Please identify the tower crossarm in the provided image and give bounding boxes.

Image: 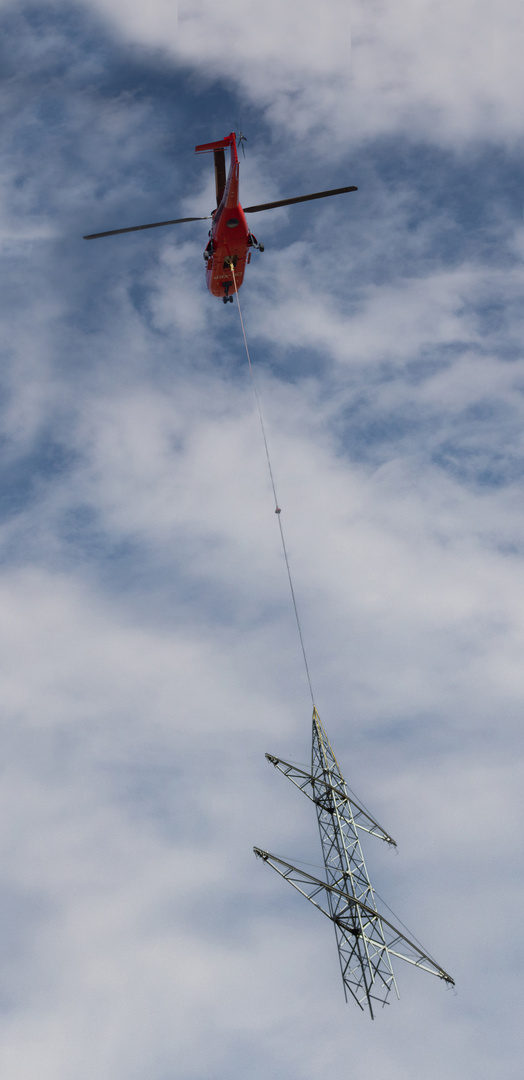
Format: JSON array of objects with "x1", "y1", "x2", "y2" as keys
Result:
[
  {"x1": 265, "y1": 753, "x2": 396, "y2": 847},
  {"x1": 253, "y1": 848, "x2": 455, "y2": 988}
]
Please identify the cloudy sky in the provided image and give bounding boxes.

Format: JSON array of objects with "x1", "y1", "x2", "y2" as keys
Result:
[{"x1": 0, "y1": 1, "x2": 523, "y2": 1077}]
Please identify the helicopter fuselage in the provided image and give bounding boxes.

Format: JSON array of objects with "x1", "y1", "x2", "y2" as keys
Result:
[{"x1": 196, "y1": 133, "x2": 259, "y2": 302}]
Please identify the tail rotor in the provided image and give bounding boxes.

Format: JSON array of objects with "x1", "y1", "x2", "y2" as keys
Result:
[{"x1": 236, "y1": 120, "x2": 247, "y2": 158}]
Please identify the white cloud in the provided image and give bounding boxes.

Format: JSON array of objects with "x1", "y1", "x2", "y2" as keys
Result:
[
  {"x1": 27, "y1": 0, "x2": 520, "y2": 144},
  {"x1": 186, "y1": 0, "x2": 524, "y2": 144},
  {"x1": 4, "y1": 0, "x2": 521, "y2": 143}
]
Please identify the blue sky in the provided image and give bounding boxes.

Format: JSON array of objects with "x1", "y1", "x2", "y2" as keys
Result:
[{"x1": 0, "y1": 2, "x2": 523, "y2": 1078}]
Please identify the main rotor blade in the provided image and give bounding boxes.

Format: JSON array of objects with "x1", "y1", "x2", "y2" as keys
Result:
[
  {"x1": 243, "y1": 185, "x2": 357, "y2": 214},
  {"x1": 83, "y1": 215, "x2": 211, "y2": 240}
]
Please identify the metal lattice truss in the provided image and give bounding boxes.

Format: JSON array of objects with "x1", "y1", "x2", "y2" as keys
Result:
[{"x1": 255, "y1": 708, "x2": 454, "y2": 1018}]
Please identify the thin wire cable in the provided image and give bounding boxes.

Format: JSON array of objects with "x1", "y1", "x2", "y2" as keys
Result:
[{"x1": 230, "y1": 264, "x2": 315, "y2": 707}]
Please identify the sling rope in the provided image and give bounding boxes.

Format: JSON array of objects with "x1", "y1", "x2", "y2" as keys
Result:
[{"x1": 230, "y1": 264, "x2": 315, "y2": 708}]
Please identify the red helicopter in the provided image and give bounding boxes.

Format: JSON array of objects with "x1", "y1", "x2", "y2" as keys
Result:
[{"x1": 84, "y1": 133, "x2": 357, "y2": 304}]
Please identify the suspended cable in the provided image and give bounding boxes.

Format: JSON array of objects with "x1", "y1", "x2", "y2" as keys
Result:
[{"x1": 230, "y1": 264, "x2": 315, "y2": 708}]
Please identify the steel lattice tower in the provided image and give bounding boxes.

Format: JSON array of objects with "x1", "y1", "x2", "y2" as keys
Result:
[{"x1": 255, "y1": 708, "x2": 454, "y2": 1018}]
